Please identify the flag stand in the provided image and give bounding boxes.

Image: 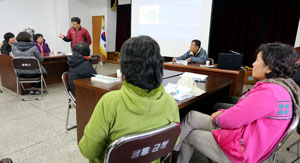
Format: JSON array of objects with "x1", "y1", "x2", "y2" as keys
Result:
[{"x1": 99, "y1": 53, "x2": 104, "y2": 66}]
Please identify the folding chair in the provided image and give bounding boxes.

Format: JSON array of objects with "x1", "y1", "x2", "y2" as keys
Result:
[
  {"x1": 12, "y1": 57, "x2": 47, "y2": 100},
  {"x1": 90, "y1": 55, "x2": 100, "y2": 70},
  {"x1": 263, "y1": 113, "x2": 299, "y2": 163},
  {"x1": 104, "y1": 123, "x2": 181, "y2": 163},
  {"x1": 61, "y1": 72, "x2": 77, "y2": 131}
]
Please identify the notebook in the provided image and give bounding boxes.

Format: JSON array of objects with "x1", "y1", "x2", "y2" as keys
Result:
[{"x1": 217, "y1": 53, "x2": 243, "y2": 69}]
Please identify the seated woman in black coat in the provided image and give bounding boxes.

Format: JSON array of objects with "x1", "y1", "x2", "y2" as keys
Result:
[
  {"x1": 1, "y1": 32, "x2": 15, "y2": 55},
  {"x1": 68, "y1": 42, "x2": 97, "y2": 96}
]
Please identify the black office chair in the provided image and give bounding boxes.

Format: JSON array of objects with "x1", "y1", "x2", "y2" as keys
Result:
[
  {"x1": 61, "y1": 72, "x2": 77, "y2": 131},
  {"x1": 12, "y1": 57, "x2": 47, "y2": 100},
  {"x1": 104, "y1": 123, "x2": 181, "y2": 163}
]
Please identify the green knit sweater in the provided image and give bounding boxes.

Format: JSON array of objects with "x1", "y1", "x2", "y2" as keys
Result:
[{"x1": 79, "y1": 81, "x2": 180, "y2": 163}]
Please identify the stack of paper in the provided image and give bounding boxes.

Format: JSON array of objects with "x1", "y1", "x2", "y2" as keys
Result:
[
  {"x1": 180, "y1": 72, "x2": 208, "y2": 82},
  {"x1": 91, "y1": 75, "x2": 121, "y2": 83},
  {"x1": 164, "y1": 83, "x2": 192, "y2": 101}
]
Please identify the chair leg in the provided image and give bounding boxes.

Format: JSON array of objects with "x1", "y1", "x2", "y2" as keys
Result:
[
  {"x1": 0, "y1": 89, "x2": 2, "y2": 93},
  {"x1": 43, "y1": 78, "x2": 48, "y2": 92},
  {"x1": 16, "y1": 77, "x2": 20, "y2": 100},
  {"x1": 66, "y1": 99, "x2": 76, "y2": 131},
  {"x1": 40, "y1": 78, "x2": 43, "y2": 100}
]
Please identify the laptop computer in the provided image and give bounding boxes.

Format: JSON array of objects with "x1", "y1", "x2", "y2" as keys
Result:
[{"x1": 217, "y1": 53, "x2": 243, "y2": 69}]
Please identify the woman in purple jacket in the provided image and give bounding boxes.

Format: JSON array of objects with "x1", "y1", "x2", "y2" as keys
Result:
[
  {"x1": 174, "y1": 43, "x2": 300, "y2": 163},
  {"x1": 33, "y1": 33, "x2": 50, "y2": 56}
]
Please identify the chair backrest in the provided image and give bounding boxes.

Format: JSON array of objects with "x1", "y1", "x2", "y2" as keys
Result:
[
  {"x1": 275, "y1": 113, "x2": 299, "y2": 151},
  {"x1": 104, "y1": 123, "x2": 181, "y2": 163},
  {"x1": 12, "y1": 57, "x2": 41, "y2": 72},
  {"x1": 90, "y1": 55, "x2": 100, "y2": 64},
  {"x1": 262, "y1": 113, "x2": 299, "y2": 162},
  {"x1": 61, "y1": 72, "x2": 76, "y2": 104}
]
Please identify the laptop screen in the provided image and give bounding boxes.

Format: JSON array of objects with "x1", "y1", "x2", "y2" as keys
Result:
[{"x1": 217, "y1": 53, "x2": 243, "y2": 70}]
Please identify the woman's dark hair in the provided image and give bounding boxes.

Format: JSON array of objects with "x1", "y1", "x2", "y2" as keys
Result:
[
  {"x1": 16, "y1": 32, "x2": 32, "y2": 42},
  {"x1": 73, "y1": 42, "x2": 90, "y2": 56},
  {"x1": 256, "y1": 42, "x2": 299, "y2": 79},
  {"x1": 71, "y1": 17, "x2": 81, "y2": 24},
  {"x1": 120, "y1": 35, "x2": 163, "y2": 92},
  {"x1": 192, "y1": 39, "x2": 201, "y2": 47},
  {"x1": 33, "y1": 33, "x2": 43, "y2": 41},
  {"x1": 4, "y1": 32, "x2": 14, "y2": 41}
]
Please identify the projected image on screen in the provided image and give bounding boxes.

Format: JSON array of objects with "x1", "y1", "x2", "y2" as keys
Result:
[
  {"x1": 132, "y1": 0, "x2": 212, "y2": 57},
  {"x1": 139, "y1": 5, "x2": 159, "y2": 24}
]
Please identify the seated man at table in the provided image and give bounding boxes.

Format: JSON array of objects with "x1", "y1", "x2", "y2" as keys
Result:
[
  {"x1": 172, "y1": 39, "x2": 207, "y2": 64},
  {"x1": 67, "y1": 42, "x2": 96, "y2": 96},
  {"x1": 78, "y1": 36, "x2": 180, "y2": 163}
]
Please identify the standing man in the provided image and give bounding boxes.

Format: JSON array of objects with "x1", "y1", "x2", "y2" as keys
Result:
[
  {"x1": 59, "y1": 17, "x2": 92, "y2": 49},
  {"x1": 172, "y1": 39, "x2": 207, "y2": 64}
]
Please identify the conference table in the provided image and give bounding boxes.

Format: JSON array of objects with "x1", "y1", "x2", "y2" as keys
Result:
[
  {"x1": 74, "y1": 70, "x2": 233, "y2": 143},
  {"x1": 163, "y1": 62, "x2": 246, "y2": 96},
  {"x1": 0, "y1": 53, "x2": 69, "y2": 94}
]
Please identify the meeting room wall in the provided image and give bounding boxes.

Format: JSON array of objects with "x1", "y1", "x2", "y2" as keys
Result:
[
  {"x1": 69, "y1": 0, "x2": 117, "y2": 53},
  {"x1": 295, "y1": 18, "x2": 300, "y2": 47},
  {"x1": 0, "y1": 0, "x2": 71, "y2": 53}
]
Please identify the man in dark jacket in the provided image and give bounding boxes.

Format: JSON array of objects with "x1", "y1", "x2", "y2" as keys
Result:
[
  {"x1": 68, "y1": 42, "x2": 96, "y2": 96},
  {"x1": 1, "y1": 32, "x2": 15, "y2": 55}
]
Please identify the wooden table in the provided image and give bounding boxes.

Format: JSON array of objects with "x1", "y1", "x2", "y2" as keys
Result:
[
  {"x1": 74, "y1": 72, "x2": 233, "y2": 143},
  {"x1": 164, "y1": 62, "x2": 245, "y2": 96},
  {"x1": 0, "y1": 53, "x2": 68, "y2": 94}
]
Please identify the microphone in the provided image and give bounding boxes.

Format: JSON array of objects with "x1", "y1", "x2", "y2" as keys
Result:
[{"x1": 229, "y1": 50, "x2": 241, "y2": 55}]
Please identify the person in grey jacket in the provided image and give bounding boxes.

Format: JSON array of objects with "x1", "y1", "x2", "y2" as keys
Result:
[
  {"x1": 172, "y1": 39, "x2": 207, "y2": 64},
  {"x1": 12, "y1": 32, "x2": 47, "y2": 94}
]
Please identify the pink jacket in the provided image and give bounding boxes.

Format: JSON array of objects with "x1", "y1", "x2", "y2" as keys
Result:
[
  {"x1": 65, "y1": 27, "x2": 91, "y2": 48},
  {"x1": 213, "y1": 81, "x2": 293, "y2": 162}
]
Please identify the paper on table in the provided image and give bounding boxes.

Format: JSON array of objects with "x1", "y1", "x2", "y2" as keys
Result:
[
  {"x1": 200, "y1": 65, "x2": 216, "y2": 68},
  {"x1": 176, "y1": 60, "x2": 187, "y2": 65},
  {"x1": 180, "y1": 72, "x2": 208, "y2": 82},
  {"x1": 91, "y1": 75, "x2": 121, "y2": 83},
  {"x1": 65, "y1": 52, "x2": 73, "y2": 56},
  {"x1": 164, "y1": 83, "x2": 192, "y2": 101}
]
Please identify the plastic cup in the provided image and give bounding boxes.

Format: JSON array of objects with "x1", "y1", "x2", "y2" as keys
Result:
[
  {"x1": 116, "y1": 69, "x2": 122, "y2": 78},
  {"x1": 206, "y1": 60, "x2": 210, "y2": 66}
]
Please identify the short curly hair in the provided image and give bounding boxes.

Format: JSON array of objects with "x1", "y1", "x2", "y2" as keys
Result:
[
  {"x1": 256, "y1": 42, "x2": 300, "y2": 79},
  {"x1": 16, "y1": 32, "x2": 32, "y2": 42},
  {"x1": 73, "y1": 42, "x2": 90, "y2": 56},
  {"x1": 33, "y1": 33, "x2": 43, "y2": 41},
  {"x1": 120, "y1": 36, "x2": 163, "y2": 92}
]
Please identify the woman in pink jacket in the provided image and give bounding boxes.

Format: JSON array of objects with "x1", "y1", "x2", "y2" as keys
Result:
[{"x1": 174, "y1": 43, "x2": 300, "y2": 163}]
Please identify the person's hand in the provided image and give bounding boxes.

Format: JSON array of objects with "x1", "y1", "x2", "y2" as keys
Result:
[
  {"x1": 211, "y1": 111, "x2": 222, "y2": 124},
  {"x1": 185, "y1": 58, "x2": 191, "y2": 62},
  {"x1": 172, "y1": 57, "x2": 177, "y2": 62},
  {"x1": 59, "y1": 33, "x2": 64, "y2": 39}
]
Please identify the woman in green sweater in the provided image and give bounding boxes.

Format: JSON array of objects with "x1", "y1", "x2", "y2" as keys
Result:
[{"x1": 79, "y1": 36, "x2": 180, "y2": 163}]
